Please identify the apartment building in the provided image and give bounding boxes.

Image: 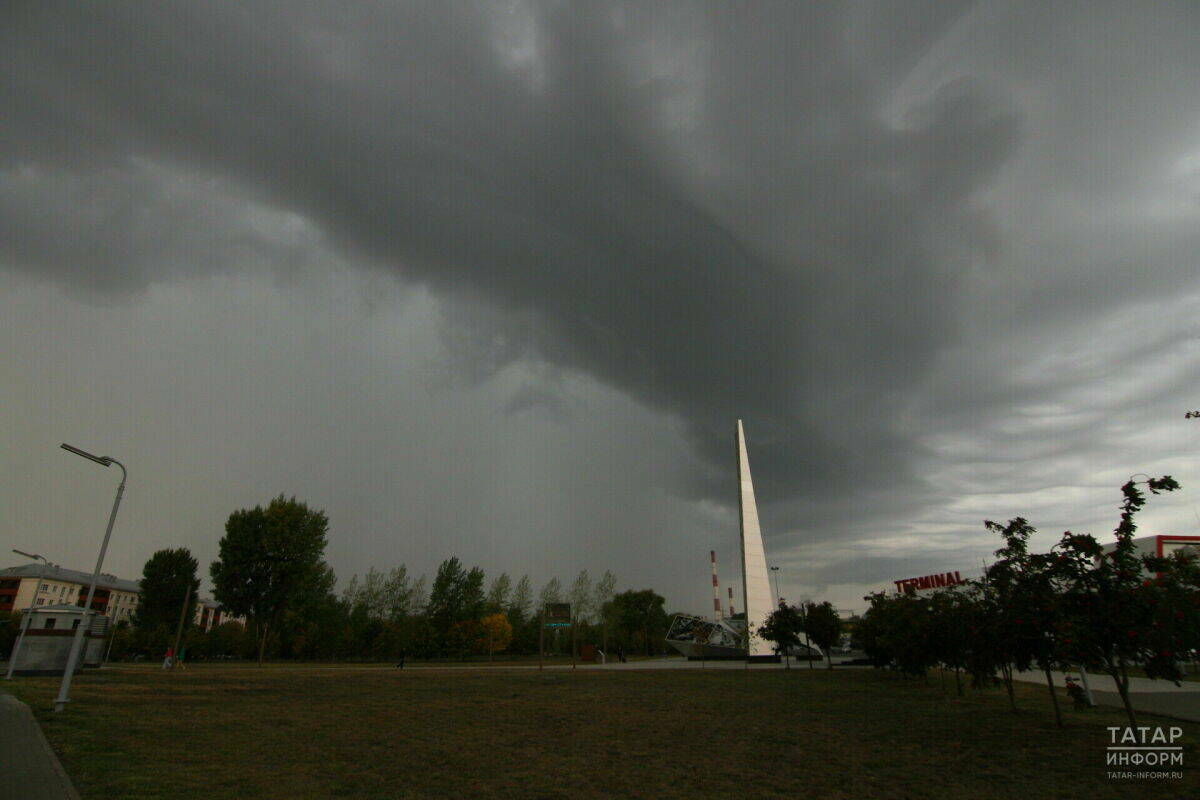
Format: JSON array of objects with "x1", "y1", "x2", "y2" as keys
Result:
[{"x1": 0, "y1": 563, "x2": 141, "y2": 623}]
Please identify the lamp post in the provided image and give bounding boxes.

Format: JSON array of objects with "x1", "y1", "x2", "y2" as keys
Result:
[
  {"x1": 5, "y1": 550, "x2": 50, "y2": 680},
  {"x1": 54, "y1": 443, "x2": 126, "y2": 713},
  {"x1": 769, "y1": 565, "x2": 782, "y2": 606}
]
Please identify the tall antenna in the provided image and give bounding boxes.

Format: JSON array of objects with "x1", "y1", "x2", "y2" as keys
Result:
[{"x1": 728, "y1": 586, "x2": 735, "y2": 616}]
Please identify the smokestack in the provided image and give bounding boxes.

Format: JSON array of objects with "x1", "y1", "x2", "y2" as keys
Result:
[
  {"x1": 711, "y1": 550, "x2": 723, "y2": 620},
  {"x1": 728, "y1": 586, "x2": 735, "y2": 616}
]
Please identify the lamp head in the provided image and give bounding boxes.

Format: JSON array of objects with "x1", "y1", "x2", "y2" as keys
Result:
[{"x1": 61, "y1": 443, "x2": 112, "y2": 466}]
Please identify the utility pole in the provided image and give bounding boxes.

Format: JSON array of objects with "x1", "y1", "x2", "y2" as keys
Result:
[
  {"x1": 171, "y1": 581, "x2": 192, "y2": 666},
  {"x1": 538, "y1": 605, "x2": 545, "y2": 671}
]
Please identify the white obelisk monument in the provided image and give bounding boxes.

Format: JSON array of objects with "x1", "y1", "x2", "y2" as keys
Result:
[{"x1": 736, "y1": 420, "x2": 776, "y2": 658}]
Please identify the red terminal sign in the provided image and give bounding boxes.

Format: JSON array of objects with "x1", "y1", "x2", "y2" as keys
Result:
[{"x1": 894, "y1": 571, "x2": 965, "y2": 594}]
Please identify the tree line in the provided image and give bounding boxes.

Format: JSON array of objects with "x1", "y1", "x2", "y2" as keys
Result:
[
  {"x1": 853, "y1": 477, "x2": 1200, "y2": 728},
  {"x1": 103, "y1": 495, "x2": 675, "y2": 663}
]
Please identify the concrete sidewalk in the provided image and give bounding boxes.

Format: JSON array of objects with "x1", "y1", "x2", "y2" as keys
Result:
[
  {"x1": 1013, "y1": 668, "x2": 1200, "y2": 723},
  {"x1": 0, "y1": 694, "x2": 79, "y2": 800}
]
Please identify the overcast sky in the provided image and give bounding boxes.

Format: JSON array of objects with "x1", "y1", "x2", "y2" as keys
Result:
[{"x1": 3, "y1": 2, "x2": 1200, "y2": 614}]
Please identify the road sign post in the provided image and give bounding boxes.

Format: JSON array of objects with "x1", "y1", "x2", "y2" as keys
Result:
[{"x1": 541, "y1": 603, "x2": 571, "y2": 671}]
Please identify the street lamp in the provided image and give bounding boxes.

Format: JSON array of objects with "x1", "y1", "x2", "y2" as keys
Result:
[
  {"x1": 54, "y1": 443, "x2": 126, "y2": 713},
  {"x1": 769, "y1": 565, "x2": 782, "y2": 606},
  {"x1": 5, "y1": 549, "x2": 50, "y2": 680}
]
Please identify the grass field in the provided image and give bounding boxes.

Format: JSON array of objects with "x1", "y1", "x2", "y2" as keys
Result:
[{"x1": 4, "y1": 663, "x2": 1197, "y2": 799}]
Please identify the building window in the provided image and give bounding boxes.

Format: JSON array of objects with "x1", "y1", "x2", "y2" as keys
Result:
[
  {"x1": 45, "y1": 618, "x2": 56, "y2": 629},
  {"x1": 72, "y1": 619, "x2": 81, "y2": 630}
]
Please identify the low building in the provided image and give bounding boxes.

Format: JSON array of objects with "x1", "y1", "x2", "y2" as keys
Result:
[
  {"x1": 0, "y1": 563, "x2": 141, "y2": 623},
  {"x1": 7, "y1": 604, "x2": 109, "y2": 675},
  {"x1": 193, "y1": 598, "x2": 242, "y2": 631}
]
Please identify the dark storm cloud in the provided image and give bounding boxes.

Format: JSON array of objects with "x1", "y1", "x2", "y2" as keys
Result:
[
  {"x1": 4, "y1": 2, "x2": 1200, "y2": 607},
  {"x1": 2, "y1": 2, "x2": 1016, "y2": 500}
]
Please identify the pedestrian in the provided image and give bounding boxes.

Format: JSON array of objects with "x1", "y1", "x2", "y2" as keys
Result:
[
  {"x1": 162, "y1": 646, "x2": 174, "y2": 670},
  {"x1": 1065, "y1": 677, "x2": 1090, "y2": 710},
  {"x1": 175, "y1": 645, "x2": 187, "y2": 670},
  {"x1": 396, "y1": 650, "x2": 406, "y2": 670}
]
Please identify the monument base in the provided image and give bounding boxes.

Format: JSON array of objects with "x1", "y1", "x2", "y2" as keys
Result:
[{"x1": 746, "y1": 654, "x2": 782, "y2": 663}]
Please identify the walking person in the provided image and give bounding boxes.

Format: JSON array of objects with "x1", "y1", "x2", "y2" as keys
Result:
[
  {"x1": 162, "y1": 646, "x2": 174, "y2": 670},
  {"x1": 175, "y1": 645, "x2": 187, "y2": 670}
]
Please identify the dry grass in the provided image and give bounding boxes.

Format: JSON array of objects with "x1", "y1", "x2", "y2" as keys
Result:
[{"x1": 5, "y1": 664, "x2": 1197, "y2": 799}]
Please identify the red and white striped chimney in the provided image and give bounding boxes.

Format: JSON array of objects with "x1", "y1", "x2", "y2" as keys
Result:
[
  {"x1": 728, "y1": 586, "x2": 735, "y2": 617},
  {"x1": 711, "y1": 550, "x2": 723, "y2": 619}
]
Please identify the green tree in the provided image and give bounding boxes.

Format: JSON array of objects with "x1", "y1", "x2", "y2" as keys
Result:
[
  {"x1": 758, "y1": 601, "x2": 803, "y2": 668},
  {"x1": 1053, "y1": 476, "x2": 1181, "y2": 727},
  {"x1": 210, "y1": 495, "x2": 331, "y2": 663},
  {"x1": 426, "y1": 558, "x2": 486, "y2": 656},
  {"x1": 486, "y1": 573, "x2": 512, "y2": 613},
  {"x1": 462, "y1": 567, "x2": 486, "y2": 622},
  {"x1": 569, "y1": 570, "x2": 592, "y2": 624},
  {"x1": 409, "y1": 575, "x2": 428, "y2": 614},
  {"x1": 383, "y1": 565, "x2": 414, "y2": 621},
  {"x1": 427, "y1": 557, "x2": 466, "y2": 651},
  {"x1": 508, "y1": 575, "x2": 532, "y2": 622},
  {"x1": 986, "y1": 516, "x2": 1068, "y2": 726},
  {"x1": 507, "y1": 576, "x2": 536, "y2": 654},
  {"x1": 608, "y1": 589, "x2": 667, "y2": 656},
  {"x1": 538, "y1": 577, "x2": 562, "y2": 607},
  {"x1": 803, "y1": 601, "x2": 841, "y2": 670},
  {"x1": 276, "y1": 564, "x2": 339, "y2": 660},
  {"x1": 593, "y1": 570, "x2": 616, "y2": 653},
  {"x1": 134, "y1": 547, "x2": 200, "y2": 636},
  {"x1": 928, "y1": 589, "x2": 972, "y2": 695}
]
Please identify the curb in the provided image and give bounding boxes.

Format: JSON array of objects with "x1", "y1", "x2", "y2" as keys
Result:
[{"x1": 0, "y1": 694, "x2": 81, "y2": 800}]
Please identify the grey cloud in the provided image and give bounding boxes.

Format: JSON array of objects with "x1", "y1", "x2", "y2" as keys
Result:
[{"x1": 4, "y1": 2, "x2": 1200, "y2": 613}]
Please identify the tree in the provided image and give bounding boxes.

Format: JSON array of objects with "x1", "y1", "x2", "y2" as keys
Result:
[
  {"x1": 210, "y1": 495, "x2": 331, "y2": 663},
  {"x1": 382, "y1": 566, "x2": 414, "y2": 621},
  {"x1": 985, "y1": 516, "x2": 1068, "y2": 727},
  {"x1": 538, "y1": 577, "x2": 562, "y2": 607},
  {"x1": 608, "y1": 589, "x2": 667, "y2": 656},
  {"x1": 507, "y1": 576, "x2": 536, "y2": 654},
  {"x1": 593, "y1": 570, "x2": 616, "y2": 652},
  {"x1": 480, "y1": 612, "x2": 513, "y2": 660},
  {"x1": 569, "y1": 570, "x2": 592, "y2": 623},
  {"x1": 486, "y1": 573, "x2": 512, "y2": 613},
  {"x1": 758, "y1": 601, "x2": 803, "y2": 668},
  {"x1": 134, "y1": 548, "x2": 200, "y2": 637},
  {"x1": 804, "y1": 601, "x2": 841, "y2": 670},
  {"x1": 928, "y1": 589, "x2": 972, "y2": 695},
  {"x1": 508, "y1": 575, "x2": 533, "y2": 623},
  {"x1": 1053, "y1": 477, "x2": 1181, "y2": 727},
  {"x1": 462, "y1": 567, "x2": 486, "y2": 622},
  {"x1": 409, "y1": 575, "x2": 428, "y2": 614},
  {"x1": 426, "y1": 558, "x2": 487, "y2": 656},
  {"x1": 427, "y1": 558, "x2": 466, "y2": 653}
]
